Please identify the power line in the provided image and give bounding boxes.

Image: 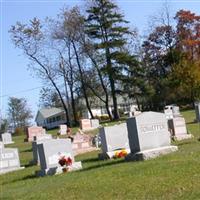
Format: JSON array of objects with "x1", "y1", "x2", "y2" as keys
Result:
[{"x1": 0, "y1": 86, "x2": 42, "y2": 98}]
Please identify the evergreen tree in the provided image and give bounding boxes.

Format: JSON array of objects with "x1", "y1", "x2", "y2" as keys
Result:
[{"x1": 85, "y1": 0, "x2": 137, "y2": 119}]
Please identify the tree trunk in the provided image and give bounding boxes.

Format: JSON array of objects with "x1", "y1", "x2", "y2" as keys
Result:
[
  {"x1": 72, "y1": 41, "x2": 94, "y2": 119},
  {"x1": 88, "y1": 54, "x2": 113, "y2": 120},
  {"x1": 29, "y1": 54, "x2": 71, "y2": 127},
  {"x1": 69, "y1": 84, "x2": 78, "y2": 125},
  {"x1": 106, "y1": 48, "x2": 119, "y2": 120}
]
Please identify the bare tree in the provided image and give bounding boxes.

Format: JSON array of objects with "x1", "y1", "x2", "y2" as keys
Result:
[{"x1": 9, "y1": 18, "x2": 71, "y2": 126}]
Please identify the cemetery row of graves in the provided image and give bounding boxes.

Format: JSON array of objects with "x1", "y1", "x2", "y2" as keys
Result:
[
  {"x1": 1, "y1": 104, "x2": 200, "y2": 176},
  {"x1": 1, "y1": 104, "x2": 200, "y2": 199}
]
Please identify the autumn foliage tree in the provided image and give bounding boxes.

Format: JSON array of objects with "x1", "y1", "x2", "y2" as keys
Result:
[{"x1": 171, "y1": 10, "x2": 200, "y2": 103}]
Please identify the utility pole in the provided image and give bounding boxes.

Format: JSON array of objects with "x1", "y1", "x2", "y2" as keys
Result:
[{"x1": 59, "y1": 58, "x2": 71, "y2": 126}]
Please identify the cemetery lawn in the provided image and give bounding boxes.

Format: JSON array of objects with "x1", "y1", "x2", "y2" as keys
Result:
[{"x1": 1, "y1": 110, "x2": 200, "y2": 200}]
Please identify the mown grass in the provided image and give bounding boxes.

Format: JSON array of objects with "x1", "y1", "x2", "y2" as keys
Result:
[{"x1": 1, "y1": 110, "x2": 200, "y2": 200}]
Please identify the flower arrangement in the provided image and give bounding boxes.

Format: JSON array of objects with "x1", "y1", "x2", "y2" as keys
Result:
[
  {"x1": 58, "y1": 156, "x2": 72, "y2": 172},
  {"x1": 113, "y1": 149, "x2": 128, "y2": 159}
]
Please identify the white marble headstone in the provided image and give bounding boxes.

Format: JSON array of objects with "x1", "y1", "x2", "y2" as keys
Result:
[
  {"x1": 59, "y1": 125, "x2": 67, "y2": 135},
  {"x1": 0, "y1": 148, "x2": 22, "y2": 174},
  {"x1": 1, "y1": 133, "x2": 14, "y2": 144}
]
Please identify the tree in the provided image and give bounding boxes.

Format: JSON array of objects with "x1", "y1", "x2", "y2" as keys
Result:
[
  {"x1": 0, "y1": 118, "x2": 8, "y2": 134},
  {"x1": 171, "y1": 10, "x2": 200, "y2": 103},
  {"x1": 10, "y1": 18, "x2": 71, "y2": 126},
  {"x1": 7, "y1": 97, "x2": 33, "y2": 129},
  {"x1": 86, "y1": 0, "x2": 136, "y2": 119},
  {"x1": 52, "y1": 7, "x2": 95, "y2": 119},
  {"x1": 39, "y1": 87, "x2": 63, "y2": 108},
  {"x1": 142, "y1": 24, "x2": 176, "y2": 109}
]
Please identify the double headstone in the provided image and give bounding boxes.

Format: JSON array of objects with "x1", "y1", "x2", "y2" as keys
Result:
[
  {"x1": 80, "y1": 119, "x2": 100, "y2": 131},
  {"x1": 1, "y1": 132, "x2": 14, "y2": 144},
  {"x1": 72, "y1": 132, "x2": 95, "y2": 156},
  {"x1": 126, "y1": 112, "x2": 178, "y2": 161},
  {"x1": 26, "y1": 126, "x2": 46, "y2": 142},
  {"x1": 99, "y1": 123, "x2": 130, "y2": 159},
  {"x1": 0, "y1": 142, "x2": 23, "y2": 174},
  {"x1": 36, "y1": 139, "x2": 82, "y2": 176}
]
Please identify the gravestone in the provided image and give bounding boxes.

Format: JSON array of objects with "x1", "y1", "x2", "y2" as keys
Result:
[
  {"x1": 195, "y1": 102, "x2": 200, "y2": 122},
  {"x1": 0, "y1": 147, "x2": 24, "y2": 174},
  {"x1": 1, "y1": 132, "x2": 14, "y2": 144},
  {"x1": 172, "y1": 106, "x2": 181, "y2": 117},
  {"x1": 164, "y1": 108, "x2": 173, "y2": 119},
  {"x1": 91, "y1": 119, "x2": 100, "y2": 129},
  {"x1": 99, "y1": 123, "x2": 130, "y2": 159},
  {"x1": 36, "y1": 139, "x2": 82, "y2": 176},
  {"x1": 26, "y1": 126, "x2": 45, "y2": 142},
  {"x1": 72, "y1": 132, "x2": 95, "y2": 155},
  {"x1": 58, "y1": 124, "x2": 67, "y2": 135},
  {"x1": 33, "y1": 134, "x2": 52, "y2": 141},
  {"x1": 168, "y1": 117, "x2": 192, "y2": 141},
  {"x1": 164, "y1": 105, "x2": 181, "y2": 119},
  {"x1": 126, "y1": 111, "x2": 178, "y2": 161},
  {"x1": 80, "y1": 119, "x2": 92, "y2": 130},
  {"x1": 0, "y1": 141, "x2": 4, "y2": 151},
  {"x1": 31, "y1": 134, "x2": 53, "y2": 165}
]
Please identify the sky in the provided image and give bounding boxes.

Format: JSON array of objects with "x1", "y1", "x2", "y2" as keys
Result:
[{"x1": 1, "y1": 0, "x2": 200, "y2": 121}]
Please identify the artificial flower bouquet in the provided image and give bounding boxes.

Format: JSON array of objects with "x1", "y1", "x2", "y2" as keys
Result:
[
  {"x1": 58, "y1": 155, "x2": 73, "y2": 172},
  {"x1": 113, "y1": 149, "x2": 128, "y2": 159}
]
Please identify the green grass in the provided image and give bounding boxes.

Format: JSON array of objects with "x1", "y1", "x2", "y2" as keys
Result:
[{"x1": 1, "y1": 110, "x2": 200, "y2": 200}]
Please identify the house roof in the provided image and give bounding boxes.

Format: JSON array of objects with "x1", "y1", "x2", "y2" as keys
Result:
[{"x1": 36, "y1": 107, "x2": 65, "y2": 120}]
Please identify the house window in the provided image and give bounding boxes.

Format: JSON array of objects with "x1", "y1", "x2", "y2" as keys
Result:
[{"x1": 56, "y1": 116, "x2": 61, "y2": 121}]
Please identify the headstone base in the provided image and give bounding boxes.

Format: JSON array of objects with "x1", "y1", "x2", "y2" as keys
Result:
[
  {"x1": 125, "y1": 146, "x2": 178, "y2": 161},
  {"x1": 3, "y1": 141, "x2": 14, "y2": 145},
  {"x1": 73, "y1": 147, "x2": 99, "y2": 156},
  {"x1": 0, "y1": 167, "x2": 24, "y2": 175},
  {"x1": 173, "y1": 134, "x2": 193, "y2": 141},
  {"x1": 99, "y1": 148, "x2": 131, "y2": 160},
  {"x1": 36, "y1": 161, "x2": 82, "y2": 176}
]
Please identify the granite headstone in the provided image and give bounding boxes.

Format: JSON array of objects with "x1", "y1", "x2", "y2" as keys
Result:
[
  {"x1": 99, "y1": 123, "x2": 130, "y2": 159},
  {"x1": 37, "y1": 139, "x2": 82, "y2": 176},
  {"x1": 168, "y1": 117, "x2": 192, "y2": 140},
  {"x1": 80, "y1": 119, "x2": 92, "y2": 130},
  {"x1": 126, "y1": 111, "x2": 178, "y2": 161},
  {"x1": 0, "y1": 147, "x2": 23, "y2": 174},
  {"x1": 1, "y1": 133, "x2": 14, "y2": 144}
]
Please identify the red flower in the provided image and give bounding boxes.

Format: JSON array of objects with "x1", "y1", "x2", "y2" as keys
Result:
[{"x1": 58, "y1": 156, "x2": 72, "y2": 167}]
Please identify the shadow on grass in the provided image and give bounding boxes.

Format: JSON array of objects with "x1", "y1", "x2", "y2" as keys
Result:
[
  {"x1": 186, "y1": 121, "x2": 197, "y2": 125},
  {"x1": 21, "y1": 148, "x2": 32, "y2": 153},
  {"x1": 81, "y1": 159, "x2": 125, "y2": 172},
  {"x1": 24, "y1": 162, "x2": 36, "y2": 168},
  {"x1": 2, "y1": 173, "x2": 37, "y2": 186},
  {"x1": 81, "y1": 157, "x2": 99, "y2": 163},
  {"x1": 177, "y1": 140, "x2": 195, "y2": 146}
]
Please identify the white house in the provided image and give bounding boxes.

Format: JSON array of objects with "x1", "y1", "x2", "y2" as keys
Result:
[
  {"x1": 35, "y1": 108, "x2": 66, "y2": 129},
  {"x1": 81, "y1": 95, "x2": 138, "y2": 119}
]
